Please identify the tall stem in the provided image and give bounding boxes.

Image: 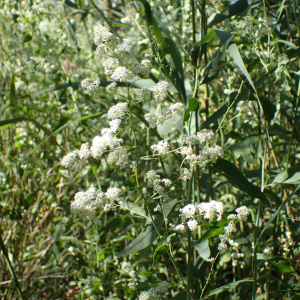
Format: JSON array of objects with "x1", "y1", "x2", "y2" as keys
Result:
[{"x1": 0, "y1": 232, "x2": 24, "y2": 300}]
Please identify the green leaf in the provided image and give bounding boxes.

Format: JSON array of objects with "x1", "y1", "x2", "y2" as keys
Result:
[
  {"x1": 271, "y1": 39, "x2": 299, "y2": 50},
  {"x1": 24, "y1": 190, "x2": 39, "y2": 209},
  {"x1": 23, "y1": 34, "x2": 32, "y2": 43},
  {"x1": 119, "y1": 218, "x2": 163, "y2": 256},
  {"x1": 64, "y1": 0, "x2": 78, "y2": 9},
  {"x1": 191, "y1": 29, "x2": 218, "y2": 66},
  {"x1": 269, "y1": 123, "x2": 291, "y2": 141},
  {"x1": 255, "y1": 184, "x2": 300, "y2": 249},
  {"x1": 230, "y1": 137, "x2": 263, "y2": 165},
  {"x1": 53, "y1": 114, "x2": 72, "y2": 132},
  {"x1": 269, "y1": 258, "x2": 297, "y2": 275},
  {"x1": 214, "y1": 29, "x2": 233, "y2": 49},
  {"x1": 187, "y1": 98, "x2": 199, "y2": 111},
  {"x1": 203, "y1": 279, "x2": 253, "y2": 298},
  {"x1": 272, "y1": 165, "x2": 300, "y2": 185},
  {"x1": 260, "y1": 97, "x2": 277, "y2": 122},
  {"x1": 228, "y1": 43, "x2": 256, "y2": 92},
  {"x1": 199, "y1": 77, "x2": 267, "y2": 129},
  {"x1": 213, "y1": 159, "x2": 271, "y2": 206},
  {"x1": 208, "y1": 0, "x2": 261, "y2": 27},
  {"x1": 153, "y1": 245, "x2": 167, "y2": 265},
  {"x1": 194, "y1": 240, "x2": 211, "y2": 261},
  {"x1": 139, "y1": 0, "x2": 165, "y2": 47},
  {"x1": 199, "y1": 227, "x2": 224, "y2": 243},
  {"x1": 200, "y1": 50, "x2": 222, "y2": 84},
  {"x1": 120, "y1": 200, "x2": 179, "y2": 256}
]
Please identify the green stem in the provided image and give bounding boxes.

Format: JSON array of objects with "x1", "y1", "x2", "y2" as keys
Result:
[
  {"x1": 187, "y1": 177, "x2": 194, "y2": 300},
  {"x1": 0, "y1": 232, "x2": 24, "y2": 300}
]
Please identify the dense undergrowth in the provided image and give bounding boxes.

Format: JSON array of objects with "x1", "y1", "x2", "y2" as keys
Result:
[{"x1": 1, "y1": 0, "x2": 300, "y2": 299}]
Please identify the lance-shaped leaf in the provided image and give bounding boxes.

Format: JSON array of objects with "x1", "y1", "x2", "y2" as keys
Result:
[
  {"x1": 230, "y1": 136, "x2": 263, "y2": 165},
  {"x1": 228, "y1": 43, "x2": 256, "y2": 92},
  {"x1": 119, "y1": 200, "x2": 179, "y2": 256},
  {"x1": 213, "y1": 159, "x2": 271, "y2": 206},
  {"x1": 207, "y1": 0, "x2": 262, "y2": 27},
  {"x1": 201, "y1": 279, "x2": 253, "y2": 299}
]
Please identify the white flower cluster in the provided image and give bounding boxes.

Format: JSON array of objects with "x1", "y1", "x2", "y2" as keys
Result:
[
  {"x1": 151, "y1": 140, "x2": 170, "y2": 155},
  {"x1": 181, "y1": 129, "x2": 215, "y2": 145},
  {"x1": 115, "y1": 38, "x2": 132, "y2": 54},
  {"x1": 150, "y1": 81, "x2": 170, "y2": 103},
  {"x1": 90, "y1": 127, "x2": 123, "y2": 159},
  {"x1": 71, "y1": 187, "x2": 122, "y2": 219},
  {"x1": 198, "y1": 200, "x2": 225, "y2": 221},
  {"x1": 62, "y1": 103, "x2": 129, "y2": 171},
  {"x1": 107, "y1": 147, "x2": 129, "y2": 167},
  {"x1": 229, "y1": 240, "x2": 245, "y2": 268},
  {"x1": 182, "y1": 168, "x2": 193, "y2": 181},
  {"x1": 145, "y1": 113, "x2": 157, "y2": 128},
  {"x1": 179, "y1": 144, "x2": 222, "y2": 171},
  {"x1": 133, "y1": 59, "x2": 152, "y2": 77},
  {"x1": 111, "y1": 66, "x2": 140, "y2": 82},
  {"x1": 172, "y1": 202, "x2": 250, "y2": 238},
  {"x1": 180, "y1": 204, "x2": 196, "y2": 219},
  {"x1": 138, "y1": 281, "x2": 169, "y2": 300},
  {"x1": 92, "y1": 25, "x2": 151, "y2": 84},
  {"x1": 178, "y1": 130, "x2": 222, "y2": 171},
  {"x1": 146, "y1": 170, "x2": 172, "y2": 194},
  {"x1": 171, "y1": 204, "x2": 199, "y2": 232},
  {"x1": 94, "y1": 24, "x2": 118, "y2": 49},
  {"x1": 107, "y1": 102, "x2": 128, "y2": 120},
  {"x1": 217, "y1": 206, "x2": 250, "y2": 253},
  {"x1": 160, "y1": 102, "x2": 185, "y2": 121},
  {"x1": 202, "y1": 145, "x2": 223, "y2": 163},
  {"x1": 81, "y1": 79, "x2": 101, "y2": 95},
  {"x1": 102, "y1": 58, "x2": 120, "y2": 76},
  {"x1": 61, "y1": 142, "x2": 91, "y2": 171}
]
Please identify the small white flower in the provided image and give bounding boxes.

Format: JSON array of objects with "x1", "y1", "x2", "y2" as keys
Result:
[
  {"x1": 105, "y1": 187, "x2": 121, "y2": 200},
  {"x1": 161, "y1": 178, "x2": 172, "y2": 186},
  {"x1": 94, "y1": 24, "x2": 118, "y2": 46},
  {"x1": 111, "y1": 66, "x2": 139, "y2": 82},
  {"x1": 202, "y1": 145, "x2": 223, "y2": 163},
  {"x1": 106, "y1": 81, "x2": 117, "y2": 91},
  {"x1": 218, "y1": 242, "x2": 228, "y2": 253},
  {"x1": 102, "y1": 58, "x2": 120, "y2": 75},
  {"x1": 198, "y1": 200, "x2": 224, "y2": 222},
  {"x1": 187, "y1": 219, "x2": 198, "y2": 231},
  {"x1": 227, "y1": 214, "x2": 237, "y2": 220},
  {"x1": 235, "y1": 206, "x2": 250, "y2": 221},
  {"x1": 145, "y1": 113, "x2": 157, "y2": 128},
  {"x1": 150, "y1": 81, "x2": 169, "y2": 103},
  {"x1": 196, "y1": 129, "x2": 215, "y2": 143},
  {"x1": 115, "y1": 38, "x2": 132, "y2": 53},
  {"x1": 107, "y1": 147, "x2": 128, "y2": 167},
  {"x1": 174, "y1": 224, "x2": 185, "y2": 231},
  {"x1": 224, "y1": 221, "x2": 236, "y2": 234},
  {"x1": 78, "y1": 142, "x2": 91, "y2": 160},
  {"x1": 180, "y1": 147, "x2": 193, "y2": 156},
  {"x1": 169, "y1": 103, "x2": 185, "y2": 117},
  {"x1": 151, "y1": 140, "x2": 170, "y2": 155},
  {"x1": 81, "y1": 79, "x2": 100, "y2": 95},
  {"x1": 180, "y1": 204, "x2": 196, "y2": 219},
  {"x1": 109, "y1": 119, "x2": 122, "y2": 132},
  {"x1": 61, "y1": 151, "x2": 82, "y2": 171},
  {"x1": 153, "y1": 204, "x2": 161, "y2": 212},
  {"x1": 107, "y1": 102, "x2": 128, "y2": 120}
]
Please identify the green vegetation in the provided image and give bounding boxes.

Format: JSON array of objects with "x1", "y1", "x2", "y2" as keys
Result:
[{"x1": 1, "y1": 0, "x2": 300, "y2": 299}]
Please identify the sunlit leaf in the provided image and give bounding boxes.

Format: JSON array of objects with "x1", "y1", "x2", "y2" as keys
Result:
[{"x1": 213, "y1": 159, "x2": 271, "y2": 206}]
